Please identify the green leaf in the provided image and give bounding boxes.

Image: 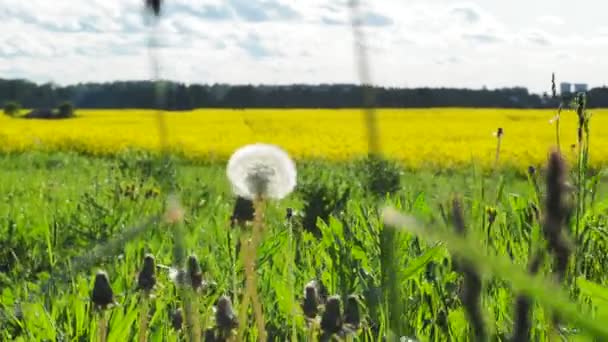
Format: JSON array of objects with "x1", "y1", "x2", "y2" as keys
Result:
[
  {"x1": 578, "y1": 276, "x2": 608, "y2": 318},
  {"x1": 449, "y1": 308, "x2": 467, "y2": 339},
  {"x1": 401, "y1": 244, "x2": 443, "y2": 282}
]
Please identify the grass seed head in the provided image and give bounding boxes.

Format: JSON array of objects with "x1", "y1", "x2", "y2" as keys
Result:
[
  {"x1": 91, "y1": 271, "x2": 114, "y2": 310},
  {"x1": 544, "y1": 150, "x2": 572, "y2": 282}
]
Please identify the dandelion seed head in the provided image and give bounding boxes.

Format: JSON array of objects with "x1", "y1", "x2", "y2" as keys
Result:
[{"x1": 227, "y1": 143, "x2": 297, "y2": 200}]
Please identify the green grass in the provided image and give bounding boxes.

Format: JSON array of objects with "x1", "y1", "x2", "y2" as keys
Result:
[{"x1": 1, "y1": 151, "x2": 608, "y2": 341}]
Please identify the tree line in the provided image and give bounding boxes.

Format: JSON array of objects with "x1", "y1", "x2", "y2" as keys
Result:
[{"x1": 2, "y1": 78, "x2": 608, "y2": 109}]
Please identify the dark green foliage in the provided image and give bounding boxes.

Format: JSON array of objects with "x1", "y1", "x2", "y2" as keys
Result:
[
  {"x1": 22, "y1": 103, "x2": 75, "y2": 119},
  {"x1": 3, "y1": 101, "x2": 20, "y2": 116},
  {"x1": 298, "y1": 169, "x2": 351, "y2": 236},
  {"x1": 14, "y1": 77, "x2": 608, "y2": 109},
  {"x1": 358, "y1": 156, "x2": 401, "y2": 197},
  {"x1": 57, "y1": 101, "x2": 75, "y2": 118}
]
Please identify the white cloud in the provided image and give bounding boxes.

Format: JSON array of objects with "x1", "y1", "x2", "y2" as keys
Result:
[
  {"x1": 1, "y1": 0, "x2": 608, "y2": 92},
  {"x1": 537, "y1": 15, "x2": 564, "y2": 26}
]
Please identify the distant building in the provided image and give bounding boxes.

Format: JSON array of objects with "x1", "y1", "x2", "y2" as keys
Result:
[
  {"x1": 574, "y1": 83, "x2": 588, "y2": 93},
  {"x1": 560, "y1": 82, "x2": 572, "y2": 95}
]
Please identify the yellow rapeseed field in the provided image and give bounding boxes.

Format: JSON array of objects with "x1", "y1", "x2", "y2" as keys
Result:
[{"x1": 0, "y1": 108, "x2": 606, "y2": 169}]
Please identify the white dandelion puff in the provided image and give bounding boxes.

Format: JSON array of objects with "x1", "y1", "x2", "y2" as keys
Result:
[{"x1": 227, "y1": 143, "x2": 297, "y2": 200}]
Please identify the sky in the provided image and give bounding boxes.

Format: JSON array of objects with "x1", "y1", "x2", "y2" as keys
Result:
[{"x1": 1, "y1": 0, "x2": 608, "y2": 93}]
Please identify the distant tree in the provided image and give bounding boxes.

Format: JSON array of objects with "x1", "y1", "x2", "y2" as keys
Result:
[
  {"x1": 57, "y1": 101, "x2": 75, "y2": 118},
  {"x1": 3, "y1": 77, "x2": 608, "y2": 109},
  {"x1": 3, "y1": 101, "x2": 20, "y2": 116}
]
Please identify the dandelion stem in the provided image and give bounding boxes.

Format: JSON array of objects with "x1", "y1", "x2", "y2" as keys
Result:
[
  {"x1": 250, "y1": 197, "x2": 267, "y2": 340},
  {"x1": 288, "y1": 218, "x2": 297, "y2": 340},
  {"x1": 238, "y1": 197, "x2": 267, "y2": 341},
  {"x1": 494, "y1": 135, "x2": 502, "y2": 172},
  {"x1": 138, "y1": 296, "x2": 150, "y2": 342},
  {"x1": 98, "y1": 311, "x2": 108, "y2": 342},
  {"x1": 229, "y1": 229, "x2": 239, "y2": 311},
  {"x1": 185, "y1": 290, "x2": 201, "y2": 342}
]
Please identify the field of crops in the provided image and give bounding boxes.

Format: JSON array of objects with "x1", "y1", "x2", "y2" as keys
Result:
[
  {"x1": 1, "y1": 108, "x2": 607, "y2": 169},
  {"x1": 2, "y1": 105, "x2": 608, "y2": 341}
]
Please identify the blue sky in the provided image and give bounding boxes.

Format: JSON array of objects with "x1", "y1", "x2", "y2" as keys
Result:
[{"x1": 1, "y1": 0, "x2": 607, "y2": 93}]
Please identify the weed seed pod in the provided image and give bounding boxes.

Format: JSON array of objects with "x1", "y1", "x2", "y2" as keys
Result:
[
  {"x1": 230, "y1": 196, "x2": 254, "y2": 228},
  {"x1": 344, "y1": 295, "x2": 361, "y2": 330},
  {"x1": 204, "y1": 328, "x2": 217, "y2": 341},
  {"x1": 302, "y1": 281, "x2": 320, "y2": 320},
  {"x1": 216, "y1": 296, "x2": 238, "y2": 336},
  {"x1": 137, "y1": 254, "x2": 156, "y2": 292},
  {"x1": 171, "y1": 308, "x2": 183, "y2": 330},
  {"x1": 187, "y1": 254, "x2": 204, "y2": 290},
  {"x1": 91, "y1": 271, "x2": 114, "y2": 310},
  {"x1": 286, "y1": 207, "x2": 294, "y2": 220},
  {"x1": 321, "y1": 295, "x2": 343, "y2": 335},
  {"x1": 486, "y1": 207, "x2": 497, "y2": 225},
  {"x1": 493, "y1": 127, "x2": 504, "y2": 139},
  {"x1": 576, "y1": 94, "x2": 585, "y2": 143}
]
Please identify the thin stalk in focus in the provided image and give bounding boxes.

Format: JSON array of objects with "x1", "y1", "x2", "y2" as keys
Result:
[{"x1": 493, "y1": 127, "x2": 504, "y2": 172}]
